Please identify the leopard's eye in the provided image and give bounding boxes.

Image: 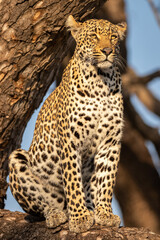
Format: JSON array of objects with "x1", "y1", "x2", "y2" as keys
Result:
[
  {"x1": 111, "y1": 34, "x2": 118, "y2": 40},
  {"x1": 89, "y1": 33, "x2": 97, "y2": 38},
  {"x1": 89, "y1": 33, "x2": 100, "y2": 40}
]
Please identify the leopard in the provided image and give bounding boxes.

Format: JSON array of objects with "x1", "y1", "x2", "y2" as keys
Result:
[{"x1": 9, "y1": 15, "x2": 127, "y2": 233}]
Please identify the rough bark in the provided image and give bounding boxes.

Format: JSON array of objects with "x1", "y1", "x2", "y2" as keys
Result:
[
  {"x1": 0, "y1": 210, "x2": 160, "y2": 240},
  {"x1": 0, "y1": 0, "x2": 160, "y2": 236},
  {"x1": 0, "y1": 0, "x2": 106, "y2": 208}
]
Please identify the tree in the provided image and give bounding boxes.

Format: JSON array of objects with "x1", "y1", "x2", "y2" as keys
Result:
[
  {"x1": 0, "y1": 0, "x2": 160, "y2": 237},
  {"x1": 0, "y1": 210, "x2": 160, "y2": 240},
  {"x1": 0, "y1": 0, "x2": 106, "y2": 208}
]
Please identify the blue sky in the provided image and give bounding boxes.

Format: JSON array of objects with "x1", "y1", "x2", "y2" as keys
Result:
[
  {"x1": 5, "y1": 0, "x2": 160, "y2": 223},
  {"x1": 125, "y1": 0, "x2": 160, "y2": 177},
  {"x1": 126, "y1": 0, "x2": 160, "y2": 75}
]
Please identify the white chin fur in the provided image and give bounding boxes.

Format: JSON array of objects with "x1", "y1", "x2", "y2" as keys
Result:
[{"x1": 97, "y1": 61, "x2": 113, "y2": 69}]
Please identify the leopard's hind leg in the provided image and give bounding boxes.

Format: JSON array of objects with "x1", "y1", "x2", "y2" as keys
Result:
[{"x1": 9, "y1": 149, "x2": 67, "y2": 228}]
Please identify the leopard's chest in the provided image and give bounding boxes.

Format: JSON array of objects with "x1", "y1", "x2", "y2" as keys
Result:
[{"x1": 67, "y1": 80, "x2": 123, "y2": 158}]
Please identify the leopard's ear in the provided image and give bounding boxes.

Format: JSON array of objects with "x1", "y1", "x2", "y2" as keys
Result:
[
  {"x1": 66, "y1": 15, "x2": 81, "y2": 39},
  {"x1": 117, "y1": 22, "x2": 127, "y2": 40}
]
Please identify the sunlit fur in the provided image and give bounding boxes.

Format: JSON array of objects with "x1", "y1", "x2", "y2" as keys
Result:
[
  {"x1": 66, "y1": 16, "x2": 127, "y2": 70},
  {"x1": 9, "y1": 16, "x2": 127, "y2": 234}
]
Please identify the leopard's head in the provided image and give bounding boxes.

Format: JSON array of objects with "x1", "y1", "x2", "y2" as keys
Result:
[{"x1": 66, "y1": 15, "x2": 127, "y2": 69}]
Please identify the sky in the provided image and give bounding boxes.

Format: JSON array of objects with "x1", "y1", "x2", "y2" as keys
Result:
[
  {"x1": 5, "y1": 0, "x2": 160, "y2": 224},
  {"x1": 125, "y1": 0, "x2": 160, "y2": 176}
]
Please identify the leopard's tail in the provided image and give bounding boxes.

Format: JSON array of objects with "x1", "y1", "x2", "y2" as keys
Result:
[
  {"x1": 8, "y1": 149, "x2": 34, "y2": 213},
  {"x1": 9, "y1": 149, "x2": 30, "y2": 172}
]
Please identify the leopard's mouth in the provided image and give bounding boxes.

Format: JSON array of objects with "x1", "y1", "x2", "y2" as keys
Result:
[
  {"x1": 104, "y1": 58, "x2": 114, "y2": 64},
  {"x1": 96, "y1": 55, "x2": 114, "y2": 67},
  {"x1": 89, "y1": 53, "x2": 115, "y2": 68},
  {"x1": 96, "y1": 60, "x2": 114, "y2": 69},
  {"x1": 92, "y1": 57, "x2": 112, "y2": 64}
]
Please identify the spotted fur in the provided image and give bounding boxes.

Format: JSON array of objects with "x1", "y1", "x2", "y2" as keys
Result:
[{"x1": 9, "y1": 15, "x2": 127, "y2": 233}]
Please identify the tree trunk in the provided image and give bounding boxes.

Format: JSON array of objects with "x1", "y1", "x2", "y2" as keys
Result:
[
  {"x1": 115, "y1": 69, "x2": 160, "y2": 232},
  {"x1": 0, "y1": 0, "x2": 160, "y2": 236},
  {"x1": 0, "y1": 0, "x2": 106, "y2": 208},
  {"x1": 0, "y1": 210, "x2": 160, "y2": 240}
]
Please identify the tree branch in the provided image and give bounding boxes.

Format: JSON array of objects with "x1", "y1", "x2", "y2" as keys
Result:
[
  {"x1": 0, "y1": 210, "x2": 160, "y2": 240},
  {"x1": 139, "y1": 70, "x2": 160, "y2": 84},
  {"x1": 134, "y1": 85, "x2": 160, "y2": 117},
  {"x1": 148, "y1": 0, "x2": 160, "y2": 27},
  {"x1": 123, "y1": 68, "x2": 160, "y2": 116},
  {"x1": 123, "y1": 68, "x2": 160, "y2": 86},
  {"x1": 124, "y1": 96, "x2": 160, "y2": 158},
  {"x1": 115, "y1": 116, "x2": 160, "y2": 231}
]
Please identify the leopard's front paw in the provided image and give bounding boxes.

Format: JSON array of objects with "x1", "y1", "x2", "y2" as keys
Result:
[
  {"x1": 69, "y1": 210, "x2": 94, "y2": 233},
  {"x1": 45, "y1": 209, "x2": 68, "y2": 228},
  {"x1": 95, "y1": 206, "x2": 121, "y2": 227}
]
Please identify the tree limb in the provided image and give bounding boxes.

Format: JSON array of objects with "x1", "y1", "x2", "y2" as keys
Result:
[
  {"x1": 134, "y1": 85, "x2": 160, "y2": 117},
  {"x1": 123, "y1": 95, "x2": 160, "y2": 158},
  {"x1": 0, "y1": 210, "x2": 160, "y2": 240},
  {"x1": 148, "y1": 0, "x2": 160, "y2": 27},
  {"x1": 116, "y1": 119, "x2": 160, "y2": 231},
  {"x1": 123, "y1": 68, "x2": 160, "y2": 85},
  {"x1": 139, "y1": 70, "x2": 160, "y2": 84},
  {"x1": 123, "y1": 68, "x2": 160, "y2": 117}
]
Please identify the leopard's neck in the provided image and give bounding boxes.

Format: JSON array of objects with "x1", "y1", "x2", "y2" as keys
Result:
[{"x1": 67, "y1": 55, "x2": 120, "y2": 96}]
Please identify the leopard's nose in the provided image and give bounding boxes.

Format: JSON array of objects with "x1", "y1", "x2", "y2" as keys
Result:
[{"x1": 101, "y1": 47, "x2": 113, "y2": 56}]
